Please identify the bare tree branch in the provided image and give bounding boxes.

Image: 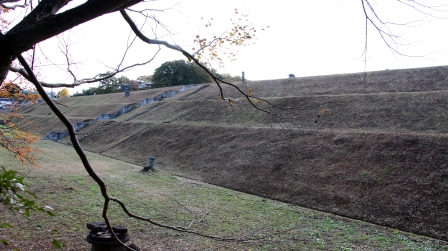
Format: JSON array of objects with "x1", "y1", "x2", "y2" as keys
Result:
[
  {"x1": 126, "y1": 2, "x2": 181, "y2": 37},
  {"x1": 0, "y1": 0, "x2": 145, "y2": 84},
  {"x1": 110, "y1": 196, "x2": 254, "y2": 242},
  {"x1": 0, "y1": 0, "x2": 21, "y2": 3},
  {"x1": 0, "y1": 0, "x2": 27, "y2": 10},
  {"x1": 396, "y1": 0, "x2": 448, "y2": 18},
  {"x1": 360, "y1": 0, "x2": 448, "y2": 58},
  {"x1": 9, "y1": 47, "x2": 160, "y2": 88},
  {"x1": 15, "y1": 52, "x2": 139, "y2": 251},
  {"x1": 56, "y1": 33, "x2": 77, "y2": 81},
  {"x1": 127, "y1": 1, "x2": 181, "y2": 14},
  {"x1": 191, "y1": 31, "x2": 227, "y2": 58},
  {"x1": 120, "y1": 9, "x2": 284, "y2": 117},
  {"x1": 8, "y1": 0, "x2": 70, "y2": 34}
]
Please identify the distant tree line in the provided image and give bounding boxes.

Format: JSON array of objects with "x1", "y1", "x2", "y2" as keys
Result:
[
  {"x1": 72, "y1": 61, "x2": 243, "y2": 96},
  {"x1": 73, "y1": 74, "x2": 134, "y2": 96},
  {"x1": 137, "y1": 75, "x2": 152, "y2": 83},
  {"x1": 216, "y1": 73, "x2": 242, "y2": 82}
]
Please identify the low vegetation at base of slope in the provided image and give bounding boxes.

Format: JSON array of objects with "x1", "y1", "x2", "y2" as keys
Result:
[{"x1": 1, "y1": 141, "x2": 447, "y2": 251}]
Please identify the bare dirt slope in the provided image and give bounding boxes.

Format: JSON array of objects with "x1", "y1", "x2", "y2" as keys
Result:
[{"x1": 17, "y1": 65, "x2": 448, "y2": 241}]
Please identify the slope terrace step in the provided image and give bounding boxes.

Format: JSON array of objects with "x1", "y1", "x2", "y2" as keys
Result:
[
  {"x1": 76, "y1": 120, "x2": 117, "y2": 143},
  {"x1": 125, "y1": 102, "x2": 166, "y2": 121},
  {"x1": 164, "y1": 100, "x2": 211, "y2": 123},
  {"x1": 99, "y1": 124, "x2": 153, "y2": 153},
  {"x1": 45, "y1": 120, "x2": 96, "y2": 142},
  {"x1": 178, "y1": 85, "x2": 210, "y2": 101}
]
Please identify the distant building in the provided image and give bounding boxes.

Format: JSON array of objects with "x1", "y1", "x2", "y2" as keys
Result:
[
  {"x1": 137, "y1": 80, "x2": 152, "y2": 89},
  {"x1": 121, "y1": 81, "x2": 152, "y2": 91}
]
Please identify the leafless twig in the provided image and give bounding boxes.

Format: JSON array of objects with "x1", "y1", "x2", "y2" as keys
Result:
[
  {"x1": 10, "y1": 47, "x2": 161, "y2": 88},
  {"x1": 360, "y1": 0, "x2": 448, "y2": 58},
  {"x1": 120, "y1": 9, "x2": 282, "y2": 118}
]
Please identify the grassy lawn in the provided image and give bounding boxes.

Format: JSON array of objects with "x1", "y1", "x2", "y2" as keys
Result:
[{"x1": 1, "y1": 140, "x2": 447, "y2": 250}]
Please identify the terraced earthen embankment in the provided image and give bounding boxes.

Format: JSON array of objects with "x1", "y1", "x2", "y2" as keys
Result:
[{"x1": 18, "y1": 66, "x2": 448, "y2": 241}]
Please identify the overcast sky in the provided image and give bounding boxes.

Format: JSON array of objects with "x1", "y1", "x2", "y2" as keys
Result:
[{"x1": 10, "y1": 0, "x2": 448, "y2": 93}]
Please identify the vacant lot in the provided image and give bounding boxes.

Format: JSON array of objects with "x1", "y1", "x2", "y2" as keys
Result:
[{"x1": 1, "y1": 141, "x2": 447, "y2": 250}]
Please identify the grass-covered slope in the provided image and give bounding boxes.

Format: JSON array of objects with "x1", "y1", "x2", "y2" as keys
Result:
[
  {"x1": 3, "y1": 141, "x2": 447, "y2": 250},
  {"x1": 17, "y1": 65, "x2": 448, "y2": 241}
]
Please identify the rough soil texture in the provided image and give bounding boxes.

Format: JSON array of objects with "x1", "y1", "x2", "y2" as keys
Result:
[{"x1": 18, "y1": 65, "x2": 448, "y2": 241}]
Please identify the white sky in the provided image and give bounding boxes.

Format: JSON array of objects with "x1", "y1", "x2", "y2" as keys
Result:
[{"x1": 8, "y1": 0, "x2": 448, "y2": 94}]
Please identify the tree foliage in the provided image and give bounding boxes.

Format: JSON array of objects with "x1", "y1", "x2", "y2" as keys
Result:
[
  {"x1": 99, "y1": 74, "x2": 129, "y2": 88},
  {"x1": 58, "y1": 88, "x2": 70, "y2": 98},
  {"x1": 0, "y1": 81, "x2": 39, "y2": 165},
  {"x1": 79, "y1": 74, "x2": 131, "y2": 95},
  {"x1": 0, "y1": 166, "x2": 55, "y2": 246},
  {"x1": 0, "y1": 81, "x2": 42, "y2": 247},
  {"x1": 192, "y1": 9, "x2": 267, "y2": 69},
  {"x1": 217, "y1": 73, "x2": 242, "y2": 82},
  {"x1": 152, "y1": 60, "x2": 212, "y2": 88},
  {"x1": 137, "y1": 75, "x2": 152, "y2": 83},
  {"x1": 0, "y1": 82, "x2": 20, "y2": 96}
]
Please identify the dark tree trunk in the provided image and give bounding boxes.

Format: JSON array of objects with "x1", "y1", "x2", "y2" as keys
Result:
[{"x1": 0, "y1": 54, "x2": 11, "y2": 83}]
